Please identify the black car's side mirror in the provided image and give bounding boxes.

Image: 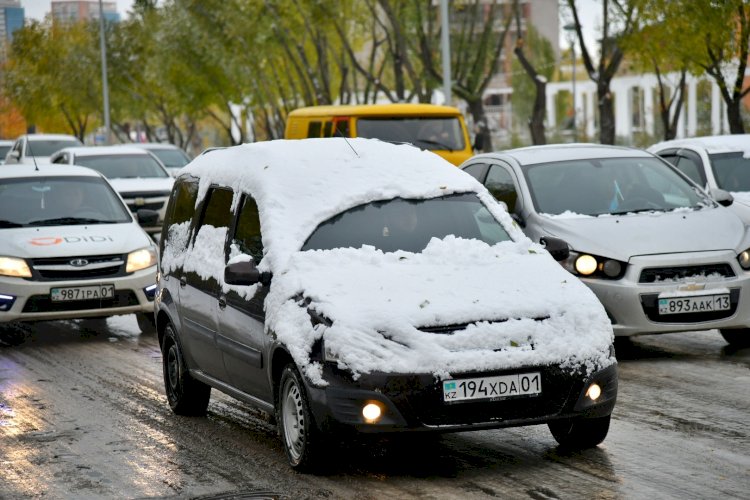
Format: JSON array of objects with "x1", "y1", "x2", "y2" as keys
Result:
[
  {"x1": 225, "y1": 260, "x2": 272, "y2": 287},
  {"x1": 712, "y1": 188, "x2": 734, "y2": 207},
  {"x1": 540, "y1": 237, "x2": 570, "y2": 261},
  {"x1": 136, "y1": 208, "x2": 159, "y2": 227}
]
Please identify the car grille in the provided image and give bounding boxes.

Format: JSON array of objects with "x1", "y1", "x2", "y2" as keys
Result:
[
  {"x1": 638, "y1": 264, "x2": 735, "y2": 283},
  {"x1": 28, "y1": 254, "x2": 126, "y2": 281},
  {"x1": 640, "y1": 288, "x2": 740, "y2": 323},
  {"x1": 404, "y1": 366, "x2": 579, "y2": 426},
  {"x1": 22, "y1": 291, "x2": 139, "y2": 313},
  {"x1": 124, "y1": 200, "x2": 165, "y2": 212}
]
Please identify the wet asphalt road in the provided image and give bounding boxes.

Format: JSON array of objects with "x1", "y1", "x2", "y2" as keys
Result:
[{"x1": 1, "y1": 316, "x2": 749, "y2": 500}]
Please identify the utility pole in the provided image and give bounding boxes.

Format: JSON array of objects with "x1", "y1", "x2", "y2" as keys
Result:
[
  {"x1": 563, "y1": 23, "x2": 577, "y2": 142},
  {"x1": 98, "y1": 0, "x2": 111, "y2": 145},
  {"x1": 440, "y1": 0, "x2": 451, "y2": 105}
]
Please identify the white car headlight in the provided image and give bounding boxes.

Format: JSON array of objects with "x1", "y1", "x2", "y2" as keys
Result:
[
  {"x1": 563, "y1": 251, "x2": 625, "y2": 279},
  {"x1": 126, "y1": 247, "x2": 157, "y2": 273},
  {"x1": 0, "y1": 256, "x2": 31, "y2": 278}
]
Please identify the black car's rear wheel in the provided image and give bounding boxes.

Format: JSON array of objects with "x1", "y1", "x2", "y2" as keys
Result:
[
  {"x1": 161, "y1": 323, "x2": 210, "y2": 416},
  {"x1": 719, "y1": 328, "x2": 750, "y2": 347},
  {"x1": 548, "y1": 415, "x2": 611, "y2": 450},
  {"x1": 277, "y1": 364, "x2": 323, "y2": 471}
]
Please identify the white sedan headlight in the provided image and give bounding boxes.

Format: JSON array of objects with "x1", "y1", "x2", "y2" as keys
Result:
[
  {"x1": 126, "y1": 247, "x2": 157, "y2": 273},
  {"x1": 563, "y1": 251, "x2": 625, "y2": 279},
  {"x1": 0, "y1": 256, "x2": 31, "y2": 278}
]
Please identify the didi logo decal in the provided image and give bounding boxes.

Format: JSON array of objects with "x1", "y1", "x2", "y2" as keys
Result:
[{"x1": 30, "y1": 237, "x2": 63, "y2": 246}]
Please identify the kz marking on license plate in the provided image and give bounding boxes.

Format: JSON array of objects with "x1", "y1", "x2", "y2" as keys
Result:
[
  {"x1": 443, "y1": 372, "x2": 541, "y2": 403},
  {"x1": 658, "y1": 294, "x2": 730, "y2": 315},
  {"x1": 50, "y1": 285, "x2": 115, "y2": 302}
]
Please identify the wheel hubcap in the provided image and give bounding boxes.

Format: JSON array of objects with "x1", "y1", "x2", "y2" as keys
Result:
[
  {"x1": 167, "y1": 344, "x2": 179, "y2": 392},
  {"x1": 282, "y1": 379, "x2": 305, "y2": 461}
]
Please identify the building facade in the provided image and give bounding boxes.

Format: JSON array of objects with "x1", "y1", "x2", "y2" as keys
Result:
[
  {"x1": 0, "y1": 0, "x2": 24, "y2": 43},
  {"x1": 51, "y1": 1, "x2": 120, "y2": 23}
]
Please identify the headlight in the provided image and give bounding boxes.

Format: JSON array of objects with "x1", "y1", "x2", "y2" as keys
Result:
[
  {"x1": 738, "y1": 250, "x2": 750, "y2": 270},
  {"x1": 563, "y1": 251, "x2": 625, "y2": 279},
  {"x1": 0, "y1": 256, "x2": 31, "y2": 278},
  {"x1": 126, "y1": 247, "x2": 157, "y2": 273}
]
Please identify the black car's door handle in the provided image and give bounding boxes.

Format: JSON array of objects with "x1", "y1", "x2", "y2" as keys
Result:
[
  {"x1": 179, "y1": 276, "x2": 186, "y2": 288},
  {"x1": 218, "y1": 296, "x2": 227, "y2": 309}
]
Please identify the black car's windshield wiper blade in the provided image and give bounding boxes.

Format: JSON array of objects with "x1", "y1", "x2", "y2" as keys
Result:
[
  {"x1": 0, "y1": 219, "x2": 24, "y2": 228},
  {"x1": 29, "y1": 217, "x2": 111, "y2": 226}
]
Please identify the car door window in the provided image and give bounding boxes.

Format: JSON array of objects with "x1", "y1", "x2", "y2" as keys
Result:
[
  {"x1": 485, "y1": 164, "x2": 521, "y2": 212},
  {"x1": 229, "y1": 195, "x2": 264, "y2": 263},
  {"x1": 463, "y1": 163, "x2": 489, "y2": 183},
  {"x1": 161, "y1": 178, "x2": 199, "y2": 256},
  {"x1": 307, "y1": 121, "x2": 322, "y2": 138},
  {"x1": 675, "y1": 151, "x2": 706, "y2": 186},
  {"x1": 187, "y1": 187, "x2": 234, "y2": 293}
]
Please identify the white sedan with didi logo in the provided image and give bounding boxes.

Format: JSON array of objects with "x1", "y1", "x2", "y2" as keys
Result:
[{"x1": 0, "y1": 164, "x2": 159, "y2": 334}]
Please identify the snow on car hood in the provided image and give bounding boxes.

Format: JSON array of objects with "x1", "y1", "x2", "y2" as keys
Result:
[
  {"x1": 108, "y1": 177, "x2": 173, "y2": 194},
  {"x1": 266, "y1": 236, "x2": 614, "y2": 384},
  {"x1": 538, "y1": 207, "x2": 749, "y2": 262},
  {"x1": 0, "y1": 224, "x2": 153, "y2": 258}
]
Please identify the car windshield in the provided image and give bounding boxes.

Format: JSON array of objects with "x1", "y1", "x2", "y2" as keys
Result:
[
  {"x1": 148, "y1": 148, "x2": 190, "y2": 168},
  {"x1": 302, "y1": 192, "x2": 512, "y2": 253},
  {"x1": 356, "y1": 117, "x2": 465, "y2": 151},
  {"x1": 709, "y1": 152, "x2": 750, "y2": 191},
  {"x1": 0, "y1": 176, "x2": 132, "y2": 228},
  {"x1": 75, "y1": 154, "x2": 170, "y2": 179},
  {"x1": 522, "y1": 156, "x2": 712, "y2": 216},
  {"x1": 26, "y1": 139, "x2": 82, "y2": 157}
]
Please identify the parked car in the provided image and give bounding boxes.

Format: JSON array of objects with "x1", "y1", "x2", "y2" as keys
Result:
[
  {"x1": 0, "y1": 164, "x2": 158, "y2": 334},
  {"x1": 0, "y1": 140, "x2": 13, "y2": 165},
  {"x1": 4, "y1": 134, "x2": 83, "y2": 165},
  {"x1": 156, "y1": 138, "x2": 617, "y2": 471},
  {"x1": 49, "y1": 146, "x2": 174, "y2": 238},
  {"x1": 461, "y1": 144, "x2": 750, "y2": 347},
  {"x1": 648, "y1": 134, "x2": 750, "y2": 221},
  {"x1": 285, "y1": 104, "x2": 476, "y2": 165},
  {"x1": 136, "y1": 142, "x2": 191, "y2": 177}
]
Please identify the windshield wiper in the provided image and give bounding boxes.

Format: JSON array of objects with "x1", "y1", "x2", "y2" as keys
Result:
[
  {"x1": 415, "y1": 138, "x2": 455, "y2": 151},
  {"x1": 610, "y1": 208, "x2": 666, "y2": 215},
  {"x1": 29, "y1": 217, "x2": 114, "y2": 226},
  {"x1": 0, "y1": 219, "x2": 24, "y2": 228}
]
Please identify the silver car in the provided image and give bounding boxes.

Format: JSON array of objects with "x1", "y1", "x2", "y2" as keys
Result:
[{"x1": 461, "y1": 144, "x2": 750, "y2": 347}]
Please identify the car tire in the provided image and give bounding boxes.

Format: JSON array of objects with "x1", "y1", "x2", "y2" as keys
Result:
[
  {"x1": 136, "y1": 312, "x2": 156, "y2": 335},
  {"x1": 161, "y1": 323, "x2": 210, "y2": 416},
  {"x1": 277, "y1": 364, "x2": 323, "y2": 471},
  {"x1": 719, "y1": 328, "x2": 750, "y2": 347},
  {"x1": 548, "y1": 415, "x2": 611, "y2": 450}
]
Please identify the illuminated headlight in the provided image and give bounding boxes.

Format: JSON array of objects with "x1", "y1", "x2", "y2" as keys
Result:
[
  {"x1": 362, "y1": 402, "x2": 382, "y2": 423},
  {"x1": 563, "y1": 251, "x2": 625, "y2": 279},
  {"x1": 575, "y1": 254, "x2": 598, "y2": 275},
  {"x1": 0, "y1": 257, "x2": 31, "y2": 278},
  {"x1": 126, "y1": 247, "x2": 157, "y2": 273},
  {"x1": 738, "y1": 250, "x2": 750, "y2": 270},
  {"x1": 586, "y1": 383, "x2": 602, "y2": 401}
]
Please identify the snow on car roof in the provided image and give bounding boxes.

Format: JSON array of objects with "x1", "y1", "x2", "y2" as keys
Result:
[
  {"x1": 0, "y1": 163, "x2": 103, "y2": 179},
  {"x1": 57, "y1": 145, "x2": 153, "y2": 157},
  {"x1": 489, "y1": 143, "x2": 654, "y2": 166},
  {"x1": 24, "y1": 133, "x2": 81, "y2": 142},
  {"x1": 180, "y1": 138, "x2": 514, "y2": 270},
  {"x1": 649, "y1": 134, "x2": 750, "y2": 156}
]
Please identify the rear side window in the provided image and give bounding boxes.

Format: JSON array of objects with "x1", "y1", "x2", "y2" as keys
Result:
[
  {"x1": 230, "y1": 196, "x2": 264, "y2": 262},
  {"x1": 161, "y1": 179, "x2": 198, "y2": 254},
  {"x1": 199, "y1": 188, "x2": 233, "y2": 231},
  {"x1": 307, "y1": 121, "x2": 322, "y2": 138}
]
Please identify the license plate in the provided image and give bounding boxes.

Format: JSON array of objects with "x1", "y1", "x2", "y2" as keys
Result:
[
  {"x1": 443, "y1": 372, "x2": 541, "y2": 403},
  {"x1": 51, "y1": 285, "x2": 115, "y2": 302},
  {"x1": 658, "y1": 294, "x2": 730, "y2": 315}
]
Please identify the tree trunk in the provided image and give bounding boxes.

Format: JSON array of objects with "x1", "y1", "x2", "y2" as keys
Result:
[
  {"x1": 468, "y1": 98, "x2": 492, "y2": 152},
  {"x1": 598, "y1": 85, "x2": 616, "y2": 144},
  {"x1": 529, "y1": 79, "x2": 546, "y2": 145},
  {"x1": 727, "y1": 100, "x2": 745, "y2": 134}
]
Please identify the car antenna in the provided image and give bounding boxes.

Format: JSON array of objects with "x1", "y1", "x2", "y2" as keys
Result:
[
  {"x1": 335, "y1": 127, "x2": 359, "y2": 158},
  {"x1": 29, "y1": 141, "x2": 39, "y2": 171}
]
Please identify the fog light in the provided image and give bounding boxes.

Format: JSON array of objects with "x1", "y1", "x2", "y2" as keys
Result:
[
  {"x1": 586, "y1": 383, "x2": 602, "y2": 401},
  {"x1": 143, "y1": 284, "x2": 157, "y2": 300},
  {"x1": 575, "y1": 255, "x2": 597, "y2": 275},
  {"x1": 739, "y1": 251, "x2": 750, "y2": 270},
  {"x1": 362, "y1": 403, "x2": 382, "y2": 422},
  {"x1": 0, "y1": 293, "x2": 16, "y2": 311}
]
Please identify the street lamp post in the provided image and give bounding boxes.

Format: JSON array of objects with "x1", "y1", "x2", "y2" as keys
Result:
[
  {"x1": 563, "y1": 23, "x2": 577, "y2": 142},
  {"x1": 98, "y1": 0, "x2": 111, "y2": 145}
]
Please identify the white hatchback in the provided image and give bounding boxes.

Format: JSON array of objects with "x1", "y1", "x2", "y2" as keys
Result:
[
  {"x1": 49, "y1": 146, "x2": 174, "y2": 237},
  {"x1": 0, "y1": 164, "x2": 158, "y2": 334}
]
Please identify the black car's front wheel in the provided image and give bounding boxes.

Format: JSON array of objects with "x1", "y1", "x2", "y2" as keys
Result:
[
  {"x1": 548, "y1": 415, "x2": 611, "y2": 450},
  {"x1": 161, "y1": 323, "x2": 211, "y2": 416},
  {"x1": 277, "y1": 364, "x2": 323, "y2": 471}
]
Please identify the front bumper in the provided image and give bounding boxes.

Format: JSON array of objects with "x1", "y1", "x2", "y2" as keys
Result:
[
  {"x1": 305, "y1": 362, "x2": 617, "y2": 434},
  {"x1": 582, "y1": 250, "x2": 750, "y2": 336},
  {"x1": 0, "y1": 267, "x2": 157, "y2": 323}
]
